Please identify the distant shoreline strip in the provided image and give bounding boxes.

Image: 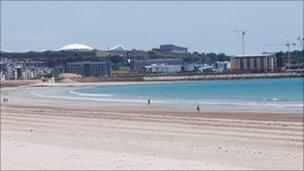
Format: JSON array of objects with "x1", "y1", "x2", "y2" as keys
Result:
[{"x1": 143, "y1": 72, "x2": 303, "y2": 81}]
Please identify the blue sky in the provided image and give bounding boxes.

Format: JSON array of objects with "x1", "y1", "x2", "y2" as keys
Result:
[{"x1": 1, "y1": 1, "x2": 303, "y2": 54}]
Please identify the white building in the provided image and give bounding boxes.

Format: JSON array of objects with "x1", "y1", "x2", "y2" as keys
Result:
[
  {"x1": 147, "y1": 63, "x2": 181, "y2": 73},
  {"x1": 198, "y1": 64, "x2": 215, "y2": 73},
  {"x1": 58, "y1": 43, "x2": 93, "y2": 51},
  {"x1": 215, "y1": 61, "x2": 230, "y2": 72}
]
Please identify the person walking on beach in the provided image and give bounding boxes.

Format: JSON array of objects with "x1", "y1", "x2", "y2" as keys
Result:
[
  {"x1": 148, "y1": 98, "x2": 151, "y2": 105},
  {"x1": 196, "y1": 105, "x2": 200, "y2": 113}
]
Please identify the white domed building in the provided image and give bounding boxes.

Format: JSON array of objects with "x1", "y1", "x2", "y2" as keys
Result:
[{"x1": 58, "y1": 43, "x2": 93, "y2": 51}]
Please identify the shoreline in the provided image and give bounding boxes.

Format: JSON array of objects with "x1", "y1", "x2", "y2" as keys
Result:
[
  {"x1": 1, "y1": 72, "x2": 303, "y2": 88},
  {"x1": 2, "y1": 77, "x2": 302, "y2": 114},
  {"x1": 1, "y1": 78, "x2": 303, "y2": 170},
  {"x1": 1, "y1": 82, "x2": 303, "y2": 117},
  {"x1": 143, "y1": 72, "x2": 304, "y2": 81}
]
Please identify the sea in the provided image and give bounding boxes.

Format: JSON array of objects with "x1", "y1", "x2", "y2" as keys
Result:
[{"x1": 34, "y1": 78, "x2": 304, "y2": 114}]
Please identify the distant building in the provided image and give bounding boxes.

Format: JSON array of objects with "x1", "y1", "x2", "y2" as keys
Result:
[
  {"x1": 158, "y1": 44, "x2": 188, "y2": 53},
  {"x1": 182, "y1": 64, "x2": 195, "y2": 72},
  {"x1": 58, "y1": 43, "x2": 93, "y2": 51},
  {"x1": 15, "y1": 66, "x2": 22, "y2": 79},
  {"x1": 21, "y1": 68, "x2": 41, "y2": 80},
  {"x1": 146, "y1": 63, "x2": 182, "y2": 73},
  {"x1": 109, "y1": 45, "x2": 126, "y2": 51},
  {"x1": 131, "y1": 58, "x2": 183, "y2": 71},
  {"x1": 52, "y1": 65, "x2": 65, "y2": 75},
  {"x1": 230, "y1": 54, "x2": 278, "y2": 73},
  {"x1": 4, "y1": 64, "x2": 22, "y2": 80},
  {"x1": 1, "y1": 58, "x2": 44, "y2": 80},
  {"x1": 0, "y1": 59, "x2": 7, "y2": 72},
  {"x1": 274, "y1": 52, "x2": 284, "y2": 69},
  {"x1": 215, "y1": 61, "x2": 230, "y2": 72},
  {"x1": 65, "y1": 61, "x2": 111, "y2": 77},
  {"x1": 198, "y1": 64, "x2": 215, "y2": 73}
]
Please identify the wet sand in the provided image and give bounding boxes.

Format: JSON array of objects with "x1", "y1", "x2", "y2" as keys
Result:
[{"x1": 1, "y1": 83, "x2": 303, "y2": 170}]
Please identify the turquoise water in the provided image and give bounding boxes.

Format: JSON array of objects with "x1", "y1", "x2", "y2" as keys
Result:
[
  {"x1": 72, "y1": 78, "x2": 303, "y2": 101},
  {"x1": 26, "y1": 78, "x2": 302, "y2": 113},
  {"x1": 65, "y1": 78, "x2": 303, "y2": 113}
]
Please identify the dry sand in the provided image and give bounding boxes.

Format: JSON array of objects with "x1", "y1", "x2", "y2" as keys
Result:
[{"x1": 1, "y1": 83, "x2": 303, "y2": 170}]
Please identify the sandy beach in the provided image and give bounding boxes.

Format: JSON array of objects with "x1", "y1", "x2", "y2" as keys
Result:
[{"x1": 1, "y1": 82, "x2": 303, "y2": 170}]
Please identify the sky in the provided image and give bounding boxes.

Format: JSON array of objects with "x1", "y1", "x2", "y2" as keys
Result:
[{"x1": 1, "y1": 1, "x2": 303, "y2": 55}]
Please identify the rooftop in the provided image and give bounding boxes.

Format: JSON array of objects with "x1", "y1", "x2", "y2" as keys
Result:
[
  {"x1": 109, "y1": 45, "x2": 126, "y2": 51},
  {"x1": 58, "y1": 43, "x2": 93, "y2": 51},
  {"x1": 234, "y1": 53, "x2": 275, "y2": 58}
]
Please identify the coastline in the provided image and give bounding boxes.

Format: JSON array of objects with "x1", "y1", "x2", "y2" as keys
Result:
[
  {"x1": 3, "y1": 77, "x2": 302, "y2": 114},
  {"x1": 1, "y1": 72, "x2": 303, "y2": 89},
  {"x1": 143, "y1": 72, "x2": 304, "y2": 81},
  {"x1": 1, "y1": 80, "x2": 303, "y2": 170},
  {"x1": 1, "y1": 78, "x2": 303, "y2": 115}
]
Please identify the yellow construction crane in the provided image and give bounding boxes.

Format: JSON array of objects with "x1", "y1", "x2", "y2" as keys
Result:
[
  {"x1": 234, "y1": 30, "x2": 246, "y2": 54},
  {"x1": 267, "y1": 42, "x2": 296, "y2": 70}
]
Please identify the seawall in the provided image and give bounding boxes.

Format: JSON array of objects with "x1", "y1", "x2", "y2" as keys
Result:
[{"x1": 142, "y1": 72, "x2": 304, "y2": 81}]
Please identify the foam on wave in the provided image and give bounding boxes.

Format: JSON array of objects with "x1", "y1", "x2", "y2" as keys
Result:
[{"x1": 69, "y1": 89, "x2": 112, "y2": 97}]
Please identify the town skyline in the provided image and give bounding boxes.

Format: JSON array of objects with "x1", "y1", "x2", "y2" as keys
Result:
[{"x1": 1, "y1": 1, "x2": 303, "y2": 54}]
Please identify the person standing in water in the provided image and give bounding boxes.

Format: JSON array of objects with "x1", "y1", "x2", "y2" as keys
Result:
[
  {"x1": 196, "y1": 105, "x2": 200, "y2": 113},
  {"x1": 148, "y1": 98, "x2": 151, "y2": 105}
]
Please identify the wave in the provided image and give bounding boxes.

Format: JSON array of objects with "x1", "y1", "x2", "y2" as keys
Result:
[
  {"x1": 263, "y1": 98, "x2": 284, "y2": 101},
  {"x1": 28, "y1": 89, "x2": 303, "y2": 114},
  {"x1": 154, "y1": 99, "x2": 303, "y2": 108},
  {"x1": 69, "y1": 89, "x2": 112, "y2": 97},
  {"x1": 52, "y1": 95, "x2": 146, "y2": 103},
  {"x1": 67, "y1": 89, "x2": 303, "y2": 108}
]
